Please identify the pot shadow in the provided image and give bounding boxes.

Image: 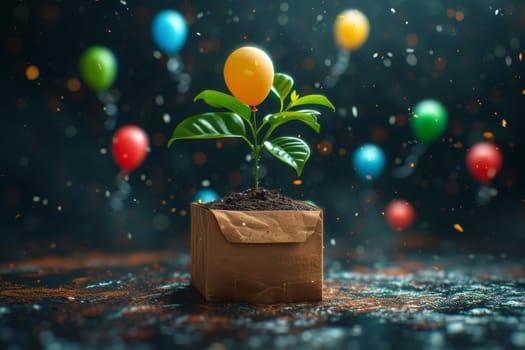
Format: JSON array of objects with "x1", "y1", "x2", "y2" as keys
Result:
[
  {"x1": 160, "y1": 284, "x2": 264, "y2": 315},
  {"x1": 159, "y1": 284, "x2": 207, "y2": 312},
  {"x1": 160, "y1": 283, "x2": 245, "y2": 315}
]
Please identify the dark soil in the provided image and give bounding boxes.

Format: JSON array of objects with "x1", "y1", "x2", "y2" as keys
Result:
[{"x1": 203, "y1": 188, "x2": 317, "y2": 211}]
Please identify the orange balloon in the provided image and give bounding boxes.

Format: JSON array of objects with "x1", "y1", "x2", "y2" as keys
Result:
[
  {"x1": 223, "y1": 46, "x2": 274, "y2": 106},
  {"x1": 334, "y1": 9, "x2": 370, "y2": 51}
]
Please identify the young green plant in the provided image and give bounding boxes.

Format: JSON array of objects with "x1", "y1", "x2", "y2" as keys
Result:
[{"x1": 167, "y1": 73, "x2": 335, "y2": 190}]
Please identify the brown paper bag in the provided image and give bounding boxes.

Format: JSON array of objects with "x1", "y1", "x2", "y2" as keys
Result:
[{"x1": 190, "y1": 203, "x2": 323, "y2": 303}]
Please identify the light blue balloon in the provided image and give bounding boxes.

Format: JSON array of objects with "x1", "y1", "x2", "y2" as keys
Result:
[
  {"x1": 152, "y1": 10, "x2": 188, "y2": 56},
  {"x1": 193, "y1": 189, "x2": 219, "y2": 203},
  {"x1": 352, "y1": 143, "x2": 386, "y2": 181}
]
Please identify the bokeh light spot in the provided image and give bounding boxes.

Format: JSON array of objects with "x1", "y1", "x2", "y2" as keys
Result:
[
  {"x1": 66, "y1": 78, "x2": 81, "y2": 92},
  {"x1": 193, "y1": 152, "x2": 207, "y2": 166},
  {"x1": 25, "y1": 65, "x2": 40, "y2": 80},
  {"x1": 317, "y1": 141, "x2": 333, "y2": 156}
]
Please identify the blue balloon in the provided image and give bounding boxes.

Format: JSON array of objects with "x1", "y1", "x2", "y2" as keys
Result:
[
  {"x1": 152, "y1": 10, "x2": 188, "y2": 56},
  {"x1": 352, "y1": 143, "x2": 386, "y2": 181},
  {"x1": 193, "y1": 189, "x2": 219, "y2": 203}
]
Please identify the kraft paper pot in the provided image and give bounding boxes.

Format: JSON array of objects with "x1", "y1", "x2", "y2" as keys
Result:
[{"x1": 190, "y1": 203, "x2": 323, "y2": 303}]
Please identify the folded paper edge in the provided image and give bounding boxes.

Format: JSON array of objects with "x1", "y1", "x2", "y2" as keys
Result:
[{"x1": 190, "y1": 203, "x2": 323, "y2": 244}]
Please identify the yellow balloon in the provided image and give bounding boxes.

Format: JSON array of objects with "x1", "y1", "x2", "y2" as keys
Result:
[
  {"x1": 223, "y1": 46, "x2": 274, "y2": 106},
  {"x1": 334, "y1": 9, "x2": 370, "y2": 51}
]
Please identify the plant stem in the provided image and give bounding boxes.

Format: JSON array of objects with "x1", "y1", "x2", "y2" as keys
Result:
[
  {"x1": 251, "y1": 109, "x2": 260, "y2": 190},
  {"x1": 254, "y1": 145, "x2": 260, "y2": 190}
]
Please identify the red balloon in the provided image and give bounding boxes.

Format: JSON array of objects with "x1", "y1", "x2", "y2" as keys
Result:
[
  {"x1": 111, "y1": 125, "x2": 149, "y2": 172},
  {"x1": 466, "y1": 142, "x2": 502, "y2": 184},
  {"x1": 385, "y1": 199, "x2": 415, "y2": 232}
]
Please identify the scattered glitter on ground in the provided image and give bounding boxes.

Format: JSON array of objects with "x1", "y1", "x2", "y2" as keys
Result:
[{"x1": 0, "y1": 252, "x2": 523, "y2": 349}]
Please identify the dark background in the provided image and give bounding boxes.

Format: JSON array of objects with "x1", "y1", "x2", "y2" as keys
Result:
[{"x1": 2, "y1": 0, "x2": 524, "y2": 259}]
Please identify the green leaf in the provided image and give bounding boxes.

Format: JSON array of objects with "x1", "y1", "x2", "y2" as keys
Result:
[
  {"x1": 270, "y1": 73, "x2": 294, "y2": 111},
  {"x1": 263, "y1": 136, "x2": 311, "y2": 176},
  {"x1": 194, "y1": 90, "x2": 251, "y2": 122},
  {"x1": 262, "y1": 111, "x2": 320, "y2": 136},
  {"x1": 167, "y1": 112, "x2": 248, "y2": 148},
  {"x1": 294, "y1": 109, "x2": 321, "y2": 116},
  {"x1": 290, "y1": 90, "x2": 299, "y2": 103},
  {"x1": 287, "y1": 94, "x2": 335, "y2": 111}
]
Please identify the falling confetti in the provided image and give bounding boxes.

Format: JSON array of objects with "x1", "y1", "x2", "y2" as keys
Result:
[{"x1": 453, "y1": 223, "x2": 464, "y2": 233}]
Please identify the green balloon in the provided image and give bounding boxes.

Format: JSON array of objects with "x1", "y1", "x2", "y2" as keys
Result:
[
  {"x1": 79, "y1": 46, "x2": 117, "y2": 92},
  {"x1": 410, "y1": 99, "x2": 448, "y2": 143}
]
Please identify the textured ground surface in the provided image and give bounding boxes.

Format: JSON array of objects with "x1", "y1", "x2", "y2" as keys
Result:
[{"x1": 1, "y1": 251, "x2": 525, "y2": 349}]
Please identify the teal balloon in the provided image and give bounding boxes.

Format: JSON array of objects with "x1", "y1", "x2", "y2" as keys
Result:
[
  {"x1": 411, "y1": 99, "x2": 448, "y2": 143},
  {"x1": 79, "y1": 46, "x2": 117, "y2": 92},
  {"x1": 152, "y1": 10, "x2": 188, "y2": 56},
  {"x1": 193, "y1": 189, "x2": 219, "y2": 203},
  {"x1": 352, "y1": 143, "x2": 386, "y2": 181}
]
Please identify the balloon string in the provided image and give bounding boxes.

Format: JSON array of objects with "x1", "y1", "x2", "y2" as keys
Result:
[
  {"x1": 167, "y1": 56, "x2": 192, "y2": 94},
  {"x1": 109, "y1": 171, "x2": 132, "y2": 211},
  {"x1": 392, "y1": 143, "x2": 428, "y2": 179},
  {"x1": 476, "y1": 185, "x2": 498, "y2": 205},
  {"x1": 98, "y1": 91, "x2": 120, "y2": 131},
  {"x1": 323, "y1": 50, "x2": 351, "y2": 88}
]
